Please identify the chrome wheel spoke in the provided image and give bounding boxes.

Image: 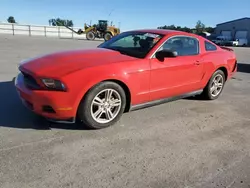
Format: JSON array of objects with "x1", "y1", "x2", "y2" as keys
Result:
[
  {"x1": 105, "y1": 108, "x2": 114, "y2": 120},
  {"x1": 216, "y1": 76, "x2": 222, "y2": 82},
  {"x1": 94, "y1": 108, "x2": 104, "y2": 119},
  {"x1": 90, "y1": 88, "x2": 122, "y2": 124},
  {"x1": 110, "y1": 99, "x2": 121, "y2": 107},
  {"x1": 211, "y1": 86, "x2": 217, "y2": 93},
  {"x1": 210, "y1": 74, "x2": 224, "y2": 97},
  {"x1": 217, "y1": 83, "x2": 223, "y2": 88},
  {"x1": 214, "y1": 88, "x2": 219, "y2": 95},
  {"x1": 105, "y1": 89, "x2": 113, "y2": 101},
  {"x1": 93, "y1": 97, "x2": 103, "y2": 106}
]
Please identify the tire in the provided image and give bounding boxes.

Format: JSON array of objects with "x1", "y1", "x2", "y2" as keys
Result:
[
  {"x1": 201, "y1": 70, "x2": 226, "y2": 100},
  {"x1": 77, "y1": 81, "x2": 126, "y2": 129},
  {"x1": 104, "y1": 32, "x2": 112, "y2": 41},
  {"x1": 86, "y1": 31, "x2": 95, "y2": 40}
]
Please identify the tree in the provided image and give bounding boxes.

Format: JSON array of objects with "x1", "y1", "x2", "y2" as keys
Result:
[
  {"x1": 157, "y1": 24, "x2": 192, "y2": 33},
  {"x1": 7, "y1": 16, "x2": 16, "y2": 23},
  {"x1": 181, "y1": 27, "x2": 192, "y2": 33},
  {"x1": 49, "y1": 18, "x2": 74, "y2": 27},
  {"x1": 157, "y1": 21, "x2": 215, "y2": 35},
  {"x1": 195, "y1": 20, "x2": 205, "y2": 34},
  {"x1": 205, "y1": 27, "x2": 215, "y2": 33}
]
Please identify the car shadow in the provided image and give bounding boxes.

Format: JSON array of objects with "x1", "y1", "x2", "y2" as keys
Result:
[
  {"x1": 184, "y1": 95, "x2": 207, "y2": 101},
  {"x1": 237, "y1": 63, "x2": 250, "y2": 74},
  {"x1": 0, "y1": 78, "x2": 90, "y2": 130}
]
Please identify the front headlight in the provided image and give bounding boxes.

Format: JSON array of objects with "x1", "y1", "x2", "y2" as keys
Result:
[{"x1": 41, "y1": 78, "x2": 66, "y2": 91}]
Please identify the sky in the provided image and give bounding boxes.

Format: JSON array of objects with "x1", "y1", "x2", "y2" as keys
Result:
[{"x1": 0, "y1": 0, "x2": 250, "y2": 31}]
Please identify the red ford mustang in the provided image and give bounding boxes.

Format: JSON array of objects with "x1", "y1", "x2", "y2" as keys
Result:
[{"x1": 15, "y1": 29, "x2": 237, "y2": 129}]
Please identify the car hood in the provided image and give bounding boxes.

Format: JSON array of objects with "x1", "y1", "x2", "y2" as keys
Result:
[{"x1": 19, "y1": 48, "x2": 137, "y2": 77}]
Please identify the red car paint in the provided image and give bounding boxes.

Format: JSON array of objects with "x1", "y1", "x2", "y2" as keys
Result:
[{"x1": 15, "y1": 29, "x2": 237, "y2": 122}]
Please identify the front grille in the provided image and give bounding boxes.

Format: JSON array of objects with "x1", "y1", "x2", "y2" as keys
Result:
[{"x1": 21, "y1": 71, "x2": 41, "y2": 90}]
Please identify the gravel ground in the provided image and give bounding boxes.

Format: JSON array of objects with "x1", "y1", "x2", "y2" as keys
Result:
[{"x1": 0, "y1": 35, "x2": 250, "y2": 188}]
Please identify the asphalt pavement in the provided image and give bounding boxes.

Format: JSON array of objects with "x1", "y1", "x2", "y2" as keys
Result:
[{"x1": 0, "y1": 35, "x2": 250, "y2": 188}]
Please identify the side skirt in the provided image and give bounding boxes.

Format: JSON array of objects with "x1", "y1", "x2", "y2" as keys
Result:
[
  {"x1": 45, "y1": 117, "x2": 76, "y2": 124},
  {"x1": 130, "y1": 89, "x2": 203, "y2": 111}
]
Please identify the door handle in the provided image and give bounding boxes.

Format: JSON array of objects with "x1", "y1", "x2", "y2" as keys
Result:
[{"x1": 194, "y1": 60, "x2": 200, "y2": 65}]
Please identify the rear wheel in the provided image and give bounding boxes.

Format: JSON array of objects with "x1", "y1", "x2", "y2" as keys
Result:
[
  {"x1": 201, "y1": 70, "x2": 226, "y2": 100},
  {"x1": 86, "y1": 31, "x2": 95, "y2": 40},
  {"x1": 77, "y1": 82, "x2": 126, "y2": 129}
]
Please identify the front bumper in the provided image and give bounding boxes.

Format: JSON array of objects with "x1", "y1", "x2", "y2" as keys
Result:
[{"x1": 15, "y1": 73, "x2": 76, "y2": 123}]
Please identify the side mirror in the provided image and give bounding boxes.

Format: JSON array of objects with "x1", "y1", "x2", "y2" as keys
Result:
[{"x1": 155, "y1": 49, "x2": 177, "y2": 61}]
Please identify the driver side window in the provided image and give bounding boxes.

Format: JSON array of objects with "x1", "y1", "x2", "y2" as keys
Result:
[{"x1": 160, "y1": 36, "x2": 200, "y2": 56}]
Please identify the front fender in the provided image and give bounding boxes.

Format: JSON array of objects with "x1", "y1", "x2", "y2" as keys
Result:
[{"x1": 63, "y1": 66, "x2": 131, "y2": 116}]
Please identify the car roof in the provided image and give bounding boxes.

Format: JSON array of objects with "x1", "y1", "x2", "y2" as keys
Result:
[{"x1": 128, "y1": 29, "x2": 200, "y2": 38}]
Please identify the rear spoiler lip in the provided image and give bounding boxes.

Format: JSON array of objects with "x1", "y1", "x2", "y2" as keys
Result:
[{"x1": 220, "y1": 46, "x2": 234, "y2": 51}]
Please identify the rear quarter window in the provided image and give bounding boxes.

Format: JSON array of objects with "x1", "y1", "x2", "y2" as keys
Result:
[{"x1": 205, "y1": 41, "x2": 217, "y2": 51}]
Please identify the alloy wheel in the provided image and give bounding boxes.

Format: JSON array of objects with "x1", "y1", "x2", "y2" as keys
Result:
[
  {"x1": 210, "y1": 74, "x2": 224, "y2": 97},
  {"x1": 90, "y1": 89, "x2": 122, "y2": 124}
]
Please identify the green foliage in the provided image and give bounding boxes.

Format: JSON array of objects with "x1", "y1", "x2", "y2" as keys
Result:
[
  {"x1": 195, "y1": 20, "x2": 205, "y2": 33},
  {"x1": 49, "y1": 18, "x2": 74, "y2": 27},
  {"x1": 157, "y1": 24, "x2": 192, "y2": 33},
  {"x1": 7, "y1": 16, "x2": 16, "y2": 23},
  {"x1": 205, "y1": 27, "x2": 215, "y2": 33},
  {"x1": 157, "y1": 20, "x2": 215, "y2": 34}
]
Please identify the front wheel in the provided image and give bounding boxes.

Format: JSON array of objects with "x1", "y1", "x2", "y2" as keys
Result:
[
  {"x1": 86, "y1": 31, "x2": 95, "y2": 40},
  {"x1": 77, "y1": 82, "x2": 126, "y2": 129},
  {"x1": 201, "y1": 70, "x2": 226, "y2": 100}
]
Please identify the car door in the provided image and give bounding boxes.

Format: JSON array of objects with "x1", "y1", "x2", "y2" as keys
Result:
[{"x1": 149, "y1": 36, "x2": 204, "y2": 101}]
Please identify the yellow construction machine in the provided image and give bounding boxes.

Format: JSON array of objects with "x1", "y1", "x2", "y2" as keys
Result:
[{"x1": 62, "y1": 20, "x2": 120, "y2": 41}]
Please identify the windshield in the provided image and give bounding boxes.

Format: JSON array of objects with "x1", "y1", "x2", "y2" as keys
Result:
[{"x1": 98, "y1": 31, "x2": 164, "y2": 58}]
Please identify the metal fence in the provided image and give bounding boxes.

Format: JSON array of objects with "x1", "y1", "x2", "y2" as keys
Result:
[{"x1": 0, "y1": 23, "x2": 87, "y2": 39}]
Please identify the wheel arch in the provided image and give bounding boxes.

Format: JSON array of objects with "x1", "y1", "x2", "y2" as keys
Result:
[
  {"x1": 75, "y1": 78, "x2": 132, "y2": 115},
  {"x1": 201, "y1": 64, "x2": 229, "y2": 89},
  {"x1": 103, "y1": 79, "x2": 131, "y2": 112},
  {"x1": 105, "y1": 30, "x2": 114, "y2": 36},
  {"x1": 216, "y1": 66, "x2": 228, "y2": 81}
]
